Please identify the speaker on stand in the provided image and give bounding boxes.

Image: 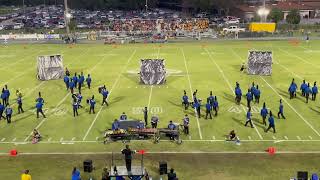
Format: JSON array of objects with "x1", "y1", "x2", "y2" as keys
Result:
[
  {"x1": 297, "y1": 171, "x2": 308, "y2": 180},
  {"x1": 159, "y1": 161, "x2": 167, "y2": 175},
  {"x1": 83, "y1": 159, "x2": 93, "y2": 173}
]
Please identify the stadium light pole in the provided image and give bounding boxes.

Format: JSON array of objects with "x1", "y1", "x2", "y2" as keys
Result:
[
  {"x1": 257, "y1": 0, "x2": 269, "y2": 22},
  {"x1": 145, "y1": 0, "x2": 148, "y2": 12},
  {"x1": 64, "y1": 0, "x2": 70, "y2": 35}
]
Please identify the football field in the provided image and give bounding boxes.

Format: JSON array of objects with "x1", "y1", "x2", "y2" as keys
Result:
[{"x1": 1, "y1": 40, "x2": 320, "y2": 179}]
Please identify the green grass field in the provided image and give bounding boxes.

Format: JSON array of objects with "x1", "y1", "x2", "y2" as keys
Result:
[{"x1": 1, "y1": 40, "x2": 320, "y2": 179}]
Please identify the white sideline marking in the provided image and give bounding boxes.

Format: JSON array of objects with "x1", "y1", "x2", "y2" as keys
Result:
[
  {"x1": 261, "y1": 77, "x2": 320, "y2": 137},
  {"x1": 147, "y1": 85, "x2": 153, "y2": 110},
  {"x1": 309, "y1": 136, "x2": 313, "y2": 140},
  {"x1": 248, "y1": 136, "x2": 251, "y2": 140},
  {"x1": 71, "y1": 137, "x2": 76, "y2": 141},
  {"x1": 1, "y1": 138, "x2": 5, "y2": 141},
  {"x1": 60, "y1": 138, "x2": 64, "y2": 142},
  {"x1": 284, "y1": 136, "x2": 288, "y2": 140},
  {"x1": 96, "y1": 137, "x2": 99, "y2": 140},
  {"x1": 207, "y1": 48, "x2": 263, "y2": 140},
  {"x1": 48, "y1": 138, "x2": 52, "y2": 142},
  {"x1": 3, "y1": 139, "x2": 320, "y2": 145},
  {"x1": 82, "y1": 49, "x2": 137, "y2": 141},
  {"x1": 6, "y1": 151, "x2": 320, "y2": 155},
  {"x1": 296, "y1": 136, "x2": 301, "y2": 140},
  {"x1": 212, "y1": 136, "x2": 215, "y2": 140},
  {"x1": 181, "y1": 48, "x2": 203, "y2": 140},
  {"x1": 12, "y1": 138, "x2": 16, "y2": 142},
  {"x1": 272, "y1": 136, "x2": 276, "y2": 140}
]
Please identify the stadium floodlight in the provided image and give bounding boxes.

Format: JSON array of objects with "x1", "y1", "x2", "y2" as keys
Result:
[
  {"x1": 65, "y1": 13, "x2": 72, "y2": 19},
  {"x1": 257, "y1": 8, "x2": 270, "y2": 22}
]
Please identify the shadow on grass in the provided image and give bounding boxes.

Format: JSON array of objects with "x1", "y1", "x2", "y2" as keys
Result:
[
  {"x1": 12, "y1": 113, "x2": 34, "y2": 123},
  {"x1": 223, "y1": 92, "x2": 235, "y2": 103},
  {"x1": 232, "y1": 117, "x2": 244, "y2": 126},
  {"x1": 310, "y1": 107, "x2": 320, "y2": 114},
  {"x1": 251, "y1": 117, "x2": 266, "y2": 129},
  {"x1": 110, "y1": 96, "x2": 126, "y2": 105},
  {"x1": 168, "y1": 100, "x2": 182, "y2": 108}
]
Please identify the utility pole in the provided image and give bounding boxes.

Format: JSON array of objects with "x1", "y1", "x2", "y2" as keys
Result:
[
  {"x1": 145, "y1": 0, "x2": 148, "y2": 12},
  {"x1": 64, "y1": 0, "x2": 70, "y2": 35}
]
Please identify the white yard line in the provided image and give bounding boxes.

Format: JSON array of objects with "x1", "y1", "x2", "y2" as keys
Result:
[
  {"x1": 205, "y1": 48, "x2": 263, "y2": 140},
  {"x1": 0, "y1": 49, "x2": 44, "y2": 71},
  {"x1": 278, "y1": 47, "x2": 320, "y2": 69},
  {"x1": 180, "y1": 48, "x2": 203, "y2": 140},
  {"x1": 82, "y1": 49, "x2": 137, "y2": 140},
  {"x1": 147, "y1": 85, "x2": 153, "y2": 109}
]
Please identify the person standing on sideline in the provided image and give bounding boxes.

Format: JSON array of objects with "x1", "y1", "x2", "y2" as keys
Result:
[
  {"x1": 208, "y1": 91, "x2": 214, "y2": 109},
  {"x1": 182, "y1": 90, "x2": 189, "y2": 110},
  {"x1": 5, "y1": 105, "x2": 12, "y2": 124},
  {"x1": 183, "y1": 114, "x2": 190, "y2": 135},
  {"x1": 143, "y1": 107, "x2": 148, "y2": 126},
  {"x1": 260, "y1": 102, "x2": 268, "y2": 126},
  {"x1": 0, "y1": 102, "x2": 5, "y2": 120},
  {"x1": 265, "y1": 111, "x2": 276, "y2": 133},
  {"x1": 63, "y1": 74, "x2": 69, "y2": 90},
  {"x1": 245, "y1": 108, "x2": 254, "y2": 128},
  {"x1": 306, "y1": 83, "x2": 312, "y2": 103},
  {"x1": 277, "y1": 99, "x2": 286, "y2": 119},
  {"x1": 151, "y1": 115, "x2": 159, "y2": 128},
  {"x1": 288, "y1": 81, "x2": 297, "y2": 99},
  {"x1": 205, "y1": 99, "x2": 212, "y2": 119},
  {"x1": 312, "y1": 82, "x2": 318, "y2": 101},
  {"x1": 71, "y1": 167, "x2": 81, "y2": 180},
  {"x1": 246, "y1": 89, "x2": 253, "y2": 108},
  {"x1": 17, "y1": 95, "x2": 24, "y2": 114},
  {"x1": 89, "y1": 95, "x2": 96, "y2": 114},
  {"x1": 86, "y1": 74, "x2": 92, "y2": 89},
  {"x1": 36, "y1": 100, "x2": 46, "y2": 118},
  {"x1": 21, "y1": 170, "x2": 32, "y2": 180},
  {"x1": 72, "y1": 100, "x2": 79, "y2": 117},
  {"x1": 77, "y1": 93, "x2": 83, "y2": 108},
  {"x1": 121, "y1": 145, "x2": 136, "y2": 172}
]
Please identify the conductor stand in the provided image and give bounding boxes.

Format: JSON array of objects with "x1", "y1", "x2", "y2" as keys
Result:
[{"x1": 110, "y1": 148, "x2": 146, "y2": 180}]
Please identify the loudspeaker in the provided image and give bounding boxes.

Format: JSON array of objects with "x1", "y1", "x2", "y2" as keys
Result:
[
  {"x1": 297, "y1": 171, "x2": 308, "y2": 180},
  {"x1": 159, "y1": 161, "x2": 167, "y2": 175},
  {"x1": 83, "y1": 159, "x2": 93, "y2": 173}
]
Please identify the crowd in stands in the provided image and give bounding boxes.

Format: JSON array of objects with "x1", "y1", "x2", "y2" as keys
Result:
[{"x1": 107, "y1": 18, "x2": 209, "y2": 33}]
